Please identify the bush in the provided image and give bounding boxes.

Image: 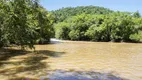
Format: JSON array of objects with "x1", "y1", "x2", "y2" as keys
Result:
[{"x1": 130, "y1": 31, "x2": 142, "y2": 42}]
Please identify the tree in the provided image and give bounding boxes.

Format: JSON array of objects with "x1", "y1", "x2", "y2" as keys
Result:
[
  {"x1": 54, "y1": 22, "x2": 70, "y2": 40},
  {"x1": 51, "y1": 6, "x2": 113, "y2": 22},
  {"x1": 53, "y1": 6, "x2": 142, "y2": 42},
  {"x1": 0, "y1": 0, "x2": 52, "y2": 49},
  {"x1": 133, "y1": 11, "x2": 141, "y2": 18}
]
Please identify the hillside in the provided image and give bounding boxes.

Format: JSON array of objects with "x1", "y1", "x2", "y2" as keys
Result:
[
  {"x1": 52, "y1": 6, "x2": 142, "y2": 42},
  {"x1": 51, "y1": 6, "x2": 114, "y2": 22}
]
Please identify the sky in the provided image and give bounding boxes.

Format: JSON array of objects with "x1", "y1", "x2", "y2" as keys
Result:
[{"x1": 40, "y1": 0, "x2": 142, "y2": 14}]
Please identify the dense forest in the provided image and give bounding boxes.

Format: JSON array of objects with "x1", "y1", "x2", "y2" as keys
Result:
[
  {"x1": 51, "y1": 6, "x2": 114, "y2": 22},
  {"x1": 0, "y1": 0, "x2": 54, "y2": 49},
  {"x1": 52, "y1": 6, "x2": 142, "y2": 42},
  {"x1": 0, "y1": 0, "x2": 142, "y2": 49}
]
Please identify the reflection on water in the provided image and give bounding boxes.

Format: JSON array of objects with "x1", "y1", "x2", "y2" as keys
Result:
[
  {"x1": 35, "y1": 41, "x2": 142, "y2": 80},
  {"x1": 42, "y1": 70, "x2": 127, "y2": 80}
]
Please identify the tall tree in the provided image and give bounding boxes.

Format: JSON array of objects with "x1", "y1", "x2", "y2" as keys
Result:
[
  {"x1": 0, "y1": 0, "x2": 52, "y2": 49},
  {"x1": 133, "y1": 11, "x2": 141, "y2": 18}
]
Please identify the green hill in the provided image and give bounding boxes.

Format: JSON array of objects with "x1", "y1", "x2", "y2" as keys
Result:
[
  {"x1": 52, "y1": 6, "x2": 142, "y2": 42},
  {"x1": 51, "y1": 6, "x2": 114, "y2": 22}
]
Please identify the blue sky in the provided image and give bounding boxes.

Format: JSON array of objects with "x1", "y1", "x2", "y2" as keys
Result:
[{"x1": 40, "y1": 0, "x2": 142, "y2": 14}]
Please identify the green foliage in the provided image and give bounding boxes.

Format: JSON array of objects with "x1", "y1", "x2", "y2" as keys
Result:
[
  {"x1": 54, "y1": 22, "x2": 70, "y2": 40},
  {"x1": 133, "y1": 11, "x2": 141, "y2": 18},
  {"x1": 130, "y1": 31, "x2": 142, "y2": 42},
  {"x1": 51, "y1": 6, "x2": 113, "y2": 22},
  {"x1": 0, "y1": 0, "x2": 52, "y2": 49},
  {"x1": 85, "y1": 24, "x2": 104, "y2": 41},
  {"x1": 129, "y1": 18, "x2": 142, "y2": 42},
  {"x1": 53, "y1": 7, "x2": 142, "y2": 42},
  {"x1": 69, "y1": 30, "x2": 80, "y2": 40},
  {"x1": 36, "y1": 6, "x2": 53, "y2": 43}
]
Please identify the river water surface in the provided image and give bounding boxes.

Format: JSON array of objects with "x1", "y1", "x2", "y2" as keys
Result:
[{"x1": 35, "y1": 40, "x2": 142, "y2": 80}]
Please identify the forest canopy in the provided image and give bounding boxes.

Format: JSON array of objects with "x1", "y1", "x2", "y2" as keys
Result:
[
  {"x1": 0, "y1": 0, "x2": 53, "y2": 49},
  {"x1": 52, "y1": 6, "x2": 142, "y2": 42}
]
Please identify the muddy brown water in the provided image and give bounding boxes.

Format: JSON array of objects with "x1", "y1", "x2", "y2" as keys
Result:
[{"x1": 35, "y1": 41, "x2": 142, "y2": 80}]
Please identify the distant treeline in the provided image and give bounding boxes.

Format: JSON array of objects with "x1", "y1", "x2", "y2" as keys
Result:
[{"x1": 51, "y1": 6, "x2": 142, "y2": 42}]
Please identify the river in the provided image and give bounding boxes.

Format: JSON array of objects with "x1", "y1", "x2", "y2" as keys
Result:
[{"x1": 35, "y1": 39, "x2": 142, "y2": 80}]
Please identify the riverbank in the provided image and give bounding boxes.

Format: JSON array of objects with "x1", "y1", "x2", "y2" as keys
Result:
[{"x1": 50, "y1": 38, "x2": 142, "y2": 44}]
